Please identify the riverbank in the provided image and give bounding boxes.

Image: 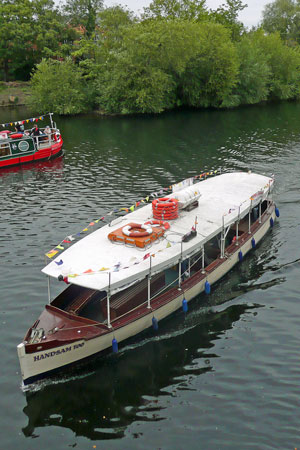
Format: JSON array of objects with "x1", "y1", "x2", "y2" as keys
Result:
[{"x1": 0, "y1": 82, "x2": 31, "y2": 107}]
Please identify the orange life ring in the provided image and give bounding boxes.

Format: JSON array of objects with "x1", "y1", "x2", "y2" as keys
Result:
[
  {"x1": 152, "y1": 198, "x2": 178, "y2": 209},
  {"x1": 122, "y1": 222, "x2": 153, "y2": 238},
  {"x1": 145, "y1": 219, "x2": 170, "y2": 230},
  {"x1": 152, "y1": 197, "x2": 179, "y2": 220}
]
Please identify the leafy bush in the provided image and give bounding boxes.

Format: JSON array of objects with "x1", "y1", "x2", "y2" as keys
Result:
[
  {"x1": 253, "y1": 31, "x2": 300, "y2": 101},
  {"x1": 29, "y1": 58, "x2": 92, "y2": 115},
  {"x1": 179, "y1": 22, "x2": 239, "y2": 108},
  {"x1": 233, "y1": 33, "x2": 271, "y2": 106}
]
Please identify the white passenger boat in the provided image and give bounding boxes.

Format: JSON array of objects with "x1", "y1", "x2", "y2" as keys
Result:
[{"x1": 17, "y1": 171, "x2": 278, "y2": 386}]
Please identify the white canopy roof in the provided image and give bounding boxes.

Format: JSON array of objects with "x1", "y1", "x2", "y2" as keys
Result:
[{"x1": 42, "y1": 172, "x2": 274, "y2": 293}]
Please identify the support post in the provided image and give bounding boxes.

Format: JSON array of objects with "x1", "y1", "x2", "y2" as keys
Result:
[
  {"x1": 235, "y1": 206, "x2": 240, "y2": 245},
  {"x1": 147, "y1": 256, "x2": 152, "y2": 309},
  {"x1": 107, "y1": 272, "x2": 112, "y2": 328},
  {"x1": 47, "y1": 276, "x2": 51, "y2": 304},
  {"x1": 49, "y1": 113, "x2": 54, "y2": 129},
  {"x1": 221, "y1": 216, "x2": 225, "y2": 258},
  {"x1": 248, "y1": 200, "x2": 252, "y2": 234},
  {"x1": 201, "y1": 245, "x2": 205, "y2": 273},
  {"x1": 178, "y1": 241, "x2": 183, "y2": 288},
  {"x1": 259, "y1": 201, "x2": 262, "y2": 224}
]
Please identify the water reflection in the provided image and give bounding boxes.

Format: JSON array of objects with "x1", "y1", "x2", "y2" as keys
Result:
[
  {"x1": 22, "y1": 301, "x2": 260, "y2": 440},
  {"x1": 0, "y1": 153, "x2": 64, "y2": 180}
]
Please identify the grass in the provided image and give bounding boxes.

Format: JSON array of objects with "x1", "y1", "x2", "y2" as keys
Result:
[{"x1": 0, "y1": 81, "x2": 31, "y2": 106}]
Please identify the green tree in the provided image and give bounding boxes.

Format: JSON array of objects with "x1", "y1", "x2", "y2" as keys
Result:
[
  {"x1": 0, "y1": 0, "x2": 77, "y2": 81},
  {"x1": 62, "y1": 0, "x2": 103, "y2": 36},
  {"x1": 0, "y1": 0, "x2": 35, "y2": 80},
  {"x1": 253, "y1": 30, "x2": 300, "y2": 99},
  {"x1": 97, "y1": 5, "x2": 136, "y2": 48},
  {"x1": 234, "y1": 33, "x2": 271, "y2": 106},
  {"x1": 262, "y1": 0, "x2": 300, "y2": 43},
  {"x1": 179, "y1": 22, "x2": 239, "y2": 107},
  {"x1": 142, "y1": 0, "x2": 208, "y2": 21},
  {"x1": 30, "y1": 58, "x2": 91, "y2": 114},
  {"x1": 95, "y1": 20, "x2": 207, "y2": 113},
  {"x1": 208, "y1": 0, "x2": 247, "y2": 40}
]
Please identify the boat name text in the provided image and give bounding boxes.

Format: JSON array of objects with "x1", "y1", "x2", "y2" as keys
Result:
[{"x1": 33, "y1": 343, "x2": 84, "y2": 362}]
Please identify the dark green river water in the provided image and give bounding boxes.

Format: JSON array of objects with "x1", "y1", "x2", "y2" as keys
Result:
[{"x1": 1, "y1": 103, "x2": 300, "y2": 449}]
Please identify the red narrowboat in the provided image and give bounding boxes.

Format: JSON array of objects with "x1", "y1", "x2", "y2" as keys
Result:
[{"x1": 0, "y1": 113, "x2": 63, "y2": 169}]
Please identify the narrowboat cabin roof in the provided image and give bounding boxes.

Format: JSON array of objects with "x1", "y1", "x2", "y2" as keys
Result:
[{"x1": 42, "y1": 172, "x2": 274, "y2": 294}]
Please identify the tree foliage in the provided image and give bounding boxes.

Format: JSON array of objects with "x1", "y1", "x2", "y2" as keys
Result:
[
  {"x1": 262, "y1": 0, "x2": 300, "y2": 43},
  {"x1": 179, "y1": 22, "x2": 239, "y2": 108},
  {"x1": 252, "y1": 30, "x2": 300, "y2": 100},
  {"x1": 234, "y1": 33, "x2": 271, "y2": 106},
  {"x1": 2, "y1": 0, "x2": 300, "y2": 114},
  {"x1": 142, "y1": 0, "x2": 208, "y2": 21},
  {"x1": 30, "y1": 58, "x2": 91, "y2": 114},
  {"x1": 0, "y1": 0, "x2": 78, "y2": 81},
  {"x1": 62, "y1": 0, "x2": 103, "y2": 36}
]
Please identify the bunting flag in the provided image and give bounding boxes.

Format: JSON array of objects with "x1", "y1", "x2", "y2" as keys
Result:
[
  {"x1": 46, "y1": 249, "x2": 58, "y2": 258},
  {"x1": 0, "y1": 113, "x2": 48, "y2": 129}
]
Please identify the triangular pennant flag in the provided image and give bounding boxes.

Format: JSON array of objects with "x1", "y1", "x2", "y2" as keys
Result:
[
  {"x1": 166, "y1": 242, "x2": 171, "y2": 248},
  {"x1": 63, "y1": 239, "x2": 71, "y2": 243},
  {"x1": 82, "y1": 228, "x2": 88, "y2": 232},
  {"x1": 84, "y1": 269, "x2": 93, "y2": 274},
  {"x1": 67, "y1": 235, "x2": 75, "y2": 241},
  {"x1": 68, "y1": 274, "x2": 79, "y2": 278},
  {"x1": 55, "y1": 259, "x2": 63, "y2": 266},
  {"x1": 143, "y1": 253, "x2": 150, "y2": 260},
  {"x1": 99, "y1": 267, "x2": 109, "y2": 271},
  {"x1": 145, "y1": 197, "x2": 149, "y2": 202},
  {"x1": 89, "y1": 222, "x2": 95, "y2": 226},
  {"x1": 129, "y1": 205, "x2": 135, "y2": 212},
  {"x1": 56, "y1": 245, "x2": 64, "y2": 250},
  {"x1": 46, "y1": 249, "x2": 59, "y2": 258}
]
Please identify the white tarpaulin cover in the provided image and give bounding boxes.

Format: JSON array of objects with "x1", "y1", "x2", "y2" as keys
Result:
[{"x1": 42, "y1": 172, "x2": 274, "y2": 293}]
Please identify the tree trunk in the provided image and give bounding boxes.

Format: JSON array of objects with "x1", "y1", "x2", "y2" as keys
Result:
[{"x1": 4, "y1": 59, "x2": 9, "y2": 82}]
